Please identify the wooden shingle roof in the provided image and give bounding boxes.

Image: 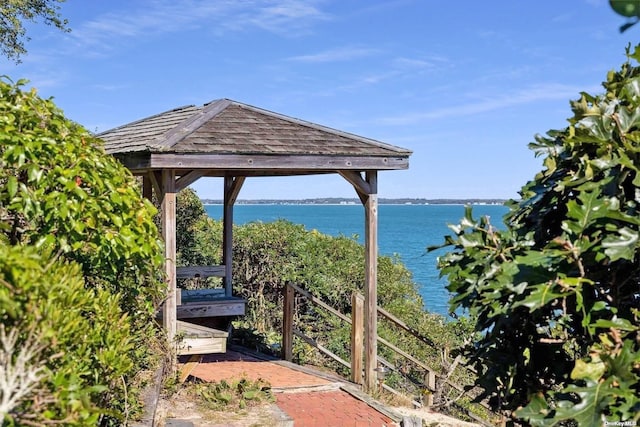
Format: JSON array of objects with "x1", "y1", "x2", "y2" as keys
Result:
[{"x1": 99, "y1": 99, "x2": 411, "y2": 175}]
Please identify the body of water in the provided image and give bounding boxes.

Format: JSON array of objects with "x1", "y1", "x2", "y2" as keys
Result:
[{"x1": 204, "y1": 203, "x2": 508, "y2": 317}]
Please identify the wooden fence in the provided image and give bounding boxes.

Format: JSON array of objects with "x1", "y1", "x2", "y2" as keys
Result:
[{"x1": 283, "y1": 283, "x2": 461, "y2": 407}]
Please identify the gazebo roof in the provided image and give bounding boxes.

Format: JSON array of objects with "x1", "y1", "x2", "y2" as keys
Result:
[{"x1": 99, "y1": 99, "x2": 411, "y2": 175}]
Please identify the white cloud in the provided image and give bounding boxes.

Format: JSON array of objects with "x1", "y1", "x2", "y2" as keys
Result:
[
  {"x1": 287, "y1": 46, "x2": 380, "y2": 63},
  {"x1": 68, "y1": 0, "x2": 328, "y2": 53},
  {"x1": 551, "y1": 13, "x2": 573, "y2": 23},
  {"x1": 246, "y1": 1, "x2": 330, "y2": 34},
  {"x1": 91, "y1": 83, "x2": 130, "y2": 92},
  {"x1": 391, "y1": 55, "x2": 451, "y2": 74},
  {"x1": 377, "y1": 83, "x2": 600, "y2": 125},
  {"x1": 393, "y1": 57, "x2": 435, "y2": 69}
]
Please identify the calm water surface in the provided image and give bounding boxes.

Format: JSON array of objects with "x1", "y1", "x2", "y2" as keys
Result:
[{"x1": 205, "y1": 204, "x2": 508, "y2": 317}]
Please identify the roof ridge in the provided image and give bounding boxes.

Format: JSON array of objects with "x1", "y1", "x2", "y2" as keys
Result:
[{"x1": 151, "y1": 99, "x2": 231, "y2": 150}]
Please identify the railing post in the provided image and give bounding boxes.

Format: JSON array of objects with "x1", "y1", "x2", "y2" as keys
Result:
[
  {"x1": 282, "y1": 283, "x2": 294, "y2": 361},
  {"x1": 425, "y1": 370, "x2": 436, "y2": 406},
  {"x1": 351, "y1": 293, "x2": 364, "y2": 385}
]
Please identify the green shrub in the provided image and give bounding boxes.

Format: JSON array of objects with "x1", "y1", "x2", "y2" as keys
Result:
[
  {"x1": 176, "y1": 186, "x2": 210, "y2": 266},
  {"x1": 0, "y1": 77, "x2": 164, "y2": 320},
  {"x1": 436, "y1": 46, "x2": 640, "y2": 424},
  {"x1": 0, "y1": 77, "x2": 165, "y2": 424},
  {"x1": 0, "y1": 242, "x2": 136, "y2": 425}
]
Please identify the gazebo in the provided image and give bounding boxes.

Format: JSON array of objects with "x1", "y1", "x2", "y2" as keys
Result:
[{"x1": 100, "y1": 98, "x2": 411, "y2": 390}]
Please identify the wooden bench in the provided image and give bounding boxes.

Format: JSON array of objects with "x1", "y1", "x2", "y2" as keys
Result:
[{"x1": 175, "y1": 265, "x2": 246, "y2": 319}]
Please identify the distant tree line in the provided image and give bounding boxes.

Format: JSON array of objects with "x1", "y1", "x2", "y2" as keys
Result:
[{"x1": 199, "y1": 197, "x2": 506, "y2": 205}]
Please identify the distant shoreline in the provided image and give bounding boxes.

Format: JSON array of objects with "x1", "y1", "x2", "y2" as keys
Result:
[{"x1": 200, "y1": 197, "x2": 507, "y2": 206}]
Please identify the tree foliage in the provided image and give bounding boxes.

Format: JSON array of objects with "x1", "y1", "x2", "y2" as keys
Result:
[
  {"x1": 0, "y1": 0, "x2": 69, "y2": 62},
  {"x1": 175, "y1": 187, "x2": 210, "y2": 266},
  {"x1": 0, "y1": 77, "x2": 165, "y2": 424},
  {"x1": 609, "y1": 0, "x2": 640, "y2": 32},
  {"x1": 436, "y1": 46, "x2": 640, "y2": 425}
]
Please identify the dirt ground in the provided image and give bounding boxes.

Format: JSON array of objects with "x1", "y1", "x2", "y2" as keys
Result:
[
  {"x1": 393, "y1": 406, "x2": 482, "y2": 427},
  {"x1": 155, "y1": 388, "x2": 282, "y2": 427}
]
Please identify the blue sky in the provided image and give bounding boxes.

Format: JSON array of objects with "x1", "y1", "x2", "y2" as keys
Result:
[{"x1": 2, "y1": 0, "x2": 636, "y2": 200}]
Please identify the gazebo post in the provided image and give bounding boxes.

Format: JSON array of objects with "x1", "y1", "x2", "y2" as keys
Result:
[
  {"x1": 363, "y1": 171, "x2": 378, "y2": 392},
  {"x1": 161, "y1": 169, "x2": 177, "y2": 346},
  {"x1": 339, "y1": 170, "x2": 379, "y2": 391},
  {"x1": 223, "y1": 175, "x2": 245, "y2": 297}
]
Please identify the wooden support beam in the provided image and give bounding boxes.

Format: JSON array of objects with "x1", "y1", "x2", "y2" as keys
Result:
[
  {"x1": 341, "y1": 170, "x2": 380, "y2": 391},
  {"x1": 143, "y1": 153, "x2": 407, "y2": 170},
  {"x1": 363, "y1": 171, "x2": 378, "y2": 392},
  {"x1": 339, "y1": 171, "x2": 369, "y2": 204},
  {"x1": 161, "y1": 169, "x2": 177, "y2": 349},
  {"x1": 148, "y1": 171, "x2": 162, "y2": 197},
  {"x1": 339, "y1": 171, "x2": 371, "y2": 194},
  {"x1": 142, "y1": 175, "x2": 152, "y2": 201},
  {"x1": 351, "y1": 292, "x2": 364, "y2": 385},
  {"x1": 226, "y1": 175, "x2": 246, "y2": 204},
  {"x1": 149, "y1": 170, "x2": 162, "y2": 194},
  {"x1": 223, "y1": 175, "x2": 245, "y2": 296},
  {"x1": 175, "y1": 170, "x2": 207, "y2": 192}
]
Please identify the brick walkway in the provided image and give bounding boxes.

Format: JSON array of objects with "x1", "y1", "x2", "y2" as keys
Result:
[
  {"x1": 184, "y1": 350, "x2": 398, "y2": 427},
  {"x1": 276, "y1": 390, "x2": 394, "y2": 427},
  {"x1": 190, "y1": 351, "x2": 331, "y2": 389}
]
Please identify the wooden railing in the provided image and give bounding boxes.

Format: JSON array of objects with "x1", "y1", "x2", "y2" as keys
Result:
[
  {"x1": 282, "y1": 283, "x2": 352, "y2": 364},
  {"x1": 281, "y1": 282, "x2": 498, "y2": 425},
  {"x1": 283, "y1": 283, "x2": 458, "y2": 406}
]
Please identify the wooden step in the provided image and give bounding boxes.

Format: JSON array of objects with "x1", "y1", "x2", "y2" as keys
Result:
[{"x1": 177, "y1": 320, "x2": 229, "y2": 355}]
